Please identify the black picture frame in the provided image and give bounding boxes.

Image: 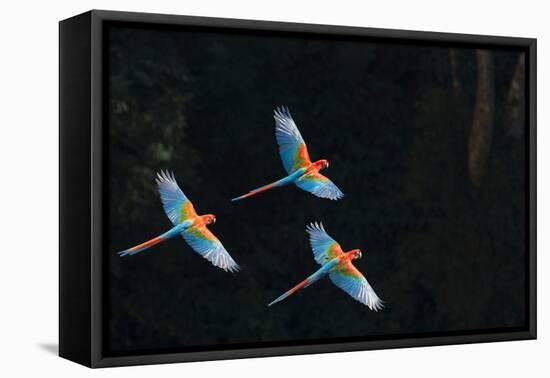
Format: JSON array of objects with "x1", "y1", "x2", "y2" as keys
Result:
[{"x1": 59, "y1": 9, "x2": 537, "y2": 368}]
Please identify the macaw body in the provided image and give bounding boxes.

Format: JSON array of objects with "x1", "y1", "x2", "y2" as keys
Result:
[
  {"x1": 118, "y1": 171, "x2": 240, "y2": 273},
  {"x1": 232, "y1": 107, "x2": 343, "y2": 201},
  {"x1": 268, "y1": 223, "x2": 384, "y2": 310}
]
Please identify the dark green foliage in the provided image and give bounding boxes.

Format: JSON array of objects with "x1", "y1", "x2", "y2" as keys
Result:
[{"x1": 107, "y1": 26, "x2": 527, "y2": 353}]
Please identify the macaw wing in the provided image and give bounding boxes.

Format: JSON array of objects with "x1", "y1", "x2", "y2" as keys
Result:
[
  {"x1": 329, "y1": 261, "x2": 384, "y2": 311},
  {"x1": 181, "y1": 226, "x2": 240, "y2": 272},
  {"x1": 295, "y1": 172, "x2": 344, "y2": 200},
  {"x1": 156, "y1": 170, "x2": 198, "y2": 226},
  {"x1": 305, "y1": 222, "x2": 344, "y2": 265},
  {"x1": 274, "y1": 107, "x2": 312, "y2": 174}
]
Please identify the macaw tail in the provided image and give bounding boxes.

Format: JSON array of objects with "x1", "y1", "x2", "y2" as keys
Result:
[
  {"x1": 267, "y1": 267, "x2": 326, "y2": 307},
  {"x1": 231, "y1": 182, "x2": 279, "y2": 202},
  {"x1": 118, "y1": 225, "x2": 183, "y2": 257},
  {"x1": 231, "y1": 172, "x2": 302, "y2": 202},
  {"x1": 267, "y1": 278, "x2": 311, "y2": 307}
]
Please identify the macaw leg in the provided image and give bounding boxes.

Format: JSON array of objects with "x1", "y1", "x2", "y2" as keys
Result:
[
  {"x1": 231, "y1": 170, "x2": 304, "y2": 201},
  {"x1": 267, "y1": 266, "x2": 327, "y2": 307},
  {"x1": 118, "y1": 221, "x2": 191, "y2": 257}
]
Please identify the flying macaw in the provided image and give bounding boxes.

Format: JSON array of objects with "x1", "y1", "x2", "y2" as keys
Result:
[
  {"x1": 232, "y1": 107, "x2": 344, "y2": 201},
  {"x1": 118, "y1": 170, "x2": 240, "y2": 273},
  {"x1": 268, "y1": 223, "x2": 384, "y2": 310}
]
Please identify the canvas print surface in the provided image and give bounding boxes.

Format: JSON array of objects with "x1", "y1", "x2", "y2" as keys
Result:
[{"x1": 106, "y1": 23, "x2": 527, "y2": 355}]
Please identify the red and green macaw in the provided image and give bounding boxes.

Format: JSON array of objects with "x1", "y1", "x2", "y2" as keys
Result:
[
  {"x1": 118, "y1": 170, "x2": 240, "y2": 273},
  {"x1": 268, "y1": 223, "x2": 384, "y2": 310},
  {"x1": 232, "y1": 107, "x2": 344, "y2": 201}
]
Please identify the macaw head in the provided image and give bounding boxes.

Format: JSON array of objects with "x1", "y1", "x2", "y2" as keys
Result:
[
  {"x1": 349, "y1": 249, "x2": 363, "y2": 260},
  {"x1": 202, "y1": 214, "x2": 217, "y2": 225},
  {"x1": 314, "y1": 159, "x2": 329, "y2": 170}
]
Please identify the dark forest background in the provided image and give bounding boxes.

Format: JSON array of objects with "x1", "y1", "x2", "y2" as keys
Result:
[{"x1": 106, "y1": 25, "x2": 527, "y2": 354}]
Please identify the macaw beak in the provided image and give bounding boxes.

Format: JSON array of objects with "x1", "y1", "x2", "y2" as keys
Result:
[{"x1": 213, "y1": 218, "x2": 216, "y2": 224}]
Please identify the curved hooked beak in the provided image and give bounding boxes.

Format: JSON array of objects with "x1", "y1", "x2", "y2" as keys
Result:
[{"x1": 212, "y1": 217, "x2": 216, "y2": 224}]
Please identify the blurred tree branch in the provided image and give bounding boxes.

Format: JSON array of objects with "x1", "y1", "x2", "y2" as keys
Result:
[
  {"x1": 505, "y1": 53, "x2": 525, "y2": 138},
  {"x1": 449, "y1": 48, "x2": 462, "y2": 99},
  {"x1": 468, "y1": 50, "x2": 495, "y2": 188}
]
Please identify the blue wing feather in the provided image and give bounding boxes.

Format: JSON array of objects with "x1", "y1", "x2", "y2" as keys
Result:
[
  {"x1": 329, "y1": 263, "x2": 384, "y2": 311},
  {"x1": 295, "y1": 172, "x2": 344, "y2": 200},
  {"x1": 274, "y1": 107, "x2": 311, "y2": 174},
  {"x1": 156, "y1": 170, "x2": 197, "y2": 225},
  {"x1": 181, "y1": 226, "x2": 240, "y2": 272},
  {"x1": 305, "y1": 222, "x2": 344, "y2": 265}
]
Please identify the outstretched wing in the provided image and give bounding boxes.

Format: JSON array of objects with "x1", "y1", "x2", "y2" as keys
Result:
[
  {"x1": 295, "y1": 172, "x2": 344, "y2": 200},
  {"x1": 182, "y1": 226, "x2": 240, "y2": 272},
  {"x1": 274, "y1": 107, "x2": 312, "y2": 174},
  {"x1": 329, "y1": 261, "x2": 384, "y2": 311},
  {"x1": 306, "y1": 222, "x2": 344, "y2": 265},
  {"x1": 156, "y1": 170, "x2": 198, "y2": 226}
]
